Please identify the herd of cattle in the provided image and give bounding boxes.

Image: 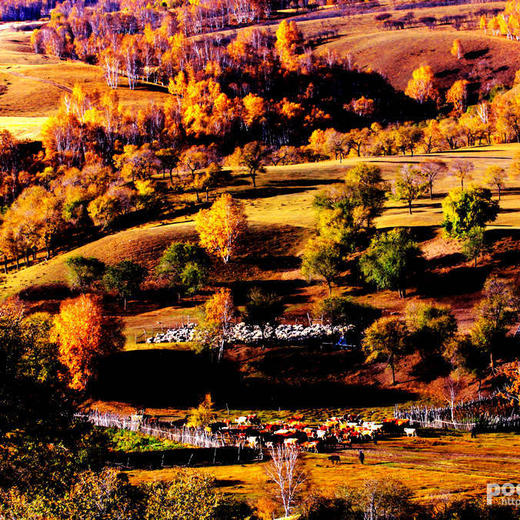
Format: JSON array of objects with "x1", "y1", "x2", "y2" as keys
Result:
[{"x1": 204, "y1": 414, "x2": 416, "y2": 452}]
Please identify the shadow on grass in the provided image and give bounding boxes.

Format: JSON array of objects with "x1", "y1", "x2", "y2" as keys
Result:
[
  {"x1": 231, "y1": 279, "x2": 307, "y2": 306},
  {"x1": 464, "y1": 48, "x2": 488, "y2": 60},
  {"x1": 268, "y1": 178, "x2": 340, "y2": 188},
  {"x1": 92, "y1": 349, "x2": 416, "y2": 409},
  {"x1": 420, "y1": 265, "x2": 490, "y2": 297},
  {"x1": 375, "y1": 225, "x2": 437, "y2": 243},
  {"x1": 233, "y1": 186, "x2": 311, "y2": 201},
  {"x1": 411, "y1": 355, "x2": 452, "y2": 383}
]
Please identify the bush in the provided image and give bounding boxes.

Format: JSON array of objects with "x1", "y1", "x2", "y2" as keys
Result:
[
  {"x1": 103, "y1": 428, "x2": 183, "y2": 452},
  {"x1": 66, "y1": 256, "x2": 105, "y2": 291}
]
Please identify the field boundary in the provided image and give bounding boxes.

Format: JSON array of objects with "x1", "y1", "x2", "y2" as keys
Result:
[
  {"x1": 76, "y1": 411, "x2": 228, "y2": 448},
  {"x1": 394, "y1": 393, "x2": 520, "y2": 431}
]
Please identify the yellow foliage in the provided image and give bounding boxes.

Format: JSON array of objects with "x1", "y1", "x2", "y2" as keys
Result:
[
  {"x1": 450, "y1": 39, "x2": 463, "y2": 60},
  {"x1": 195, "y1": 193, "x2": 248, "y2": 263},
  {"x1": 404, "y1": 65, "x2": 439, "y2": 105}
]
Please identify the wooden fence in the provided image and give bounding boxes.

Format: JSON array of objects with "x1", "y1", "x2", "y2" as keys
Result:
[
  {"x1": 394, "y1": 393, "x2": 520, "y2": 432},
  {"x1": 75, "y1": 411, "x2": 229, "y2": 448}
]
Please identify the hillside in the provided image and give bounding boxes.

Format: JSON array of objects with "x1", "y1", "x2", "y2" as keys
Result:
[
  {"x1": 0, "y1": 22, "x2": 169, "y2": 139},
  {"x1": 6, "y1": 143, "x2": 520, "y2": 347},
  {"x1": 1, "y1": 2, "x2": 520, "y2": 139}
]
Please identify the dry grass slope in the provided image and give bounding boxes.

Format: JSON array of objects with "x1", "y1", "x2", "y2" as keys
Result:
[
  {"x1": 129, "y1": 432, "x2": 520, "y2": 502},
  {"x1": 0, "y1": 24, "x2": 169, "y2": 138}
]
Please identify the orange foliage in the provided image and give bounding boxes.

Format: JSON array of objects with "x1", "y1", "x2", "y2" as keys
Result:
[
  {"x1": 205, "y1": 287, "x2": 235, "y2": 328},
  {"x1": 52, "y1": 294, "x2": 124, "y2": 391},
  {"x1": 446, "y1": 79, "x2": 469, "y2": 114},
  {"x1": 350, "y1": 96, "x2": 375, "y2": 117},
  {"x1": 275, "y1": 20, "x2": 302, "y2": 72},
  {"x1": 450, "y1": 39, "x2": 463, "y2": 60},
  {"x1": 242, "y1": 93, "x2": 267, "y2": 128}
]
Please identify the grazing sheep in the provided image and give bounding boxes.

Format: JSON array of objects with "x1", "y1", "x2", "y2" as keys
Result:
[
  {"x1": 148, "y1": 322, "x2": 353, "y2": 345},
  {"x1": 328, "y1": 455, "x2": 340, "y2": 465}
]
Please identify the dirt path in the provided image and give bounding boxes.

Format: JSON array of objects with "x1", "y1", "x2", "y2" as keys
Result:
[{"x1": 2, "y1": 69, "x2": 72, "y2": 93}]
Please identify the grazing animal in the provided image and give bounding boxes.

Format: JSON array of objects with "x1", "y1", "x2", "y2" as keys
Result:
[
  {"x1": 302, "y1": 441, "x2": 320, "y2": 453},
  {"x1": 247, "y1": 436, "x2": 259, "y2": 448},
  {"x1": 358, "y1": 450, "x2": 365, "y2": 464},
  {"x1": 404, "y1": 427, "x2": 417, "y2": 437},
  {"x1": 328, "y1": 455, "x2": 340, "y2": 465}
]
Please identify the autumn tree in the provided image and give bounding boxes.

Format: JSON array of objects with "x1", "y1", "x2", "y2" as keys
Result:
[
  {"x1": 187, "y1": 394, "x2": 216, "y2": 428},
  {"x1": 343, "y1": 163, "x2": 388, "y2": 226},
  {"x1": 442, "y1": 187, "x2": 499, "y2": 238},
  {"x1": 179, "y1": 145, "x2": 215, "y2": 180},
  {"x1": 87, "y1": 185, "x2": 137, "y2": 231},
  {"x1": 195, "y1": 288, "x2": 235, "y2": 361},
  {"x1": 275, "y1": 20, "x2": 303, "y2": 72},
  {"x1": 406, "y1": 303, "x2": 457, "y2": 360},
  {"x1": 0, "y1": 129, "x2": 20, "y2": 203},
  {"x1": 362, "y1": 316, "x2": 409, "y2": 385},
  {"x1": 500, "y1": 363, "x2": 520, "y2": 405},
  {"x1": 392, "y1": 165, "x2": 428, "y2": 214},
  {"x1": 0, "y1": 300, "x2": 84, "y2": 494},
  {"x1": 420, "y1": 159, "x2": 447, "y2": 198},
  {"x1": 64, "y1": 469, "x2": 139, "y2": 519},
  {"x1": 156, "y1": 148, "x2": 179, "y2": 187},
  {"x1": 314, "y1": 296, "x2": 380, "y2": 340},
  {"x1": 2, "y1": 185, "x2": 65, "y2": 262},
  {"x1": 340, "y1": 479, "x2": 413, "y2": 519},
  {"x1": 103, "y1": 261, "x2": 146, "y2": 311},
  {"x1": 114, "y1": 145, "x2": 161, "y2": 183},
  {"x1": 195, "y1": 193, "x2": 248, "y2": 264},
  {"x1": 350, "y1": 96, "x2": 375, "y2": 117},
  {"x1": 446, "y1": 79, "x2": 469, "y2": 114},
  {"x1": 484, "y1": 165, "x2": 507, "y2": 200},
  {"x1": 432, "y1": 376, "x2": 464, "y2": 423},
  {"x1": 449, "y1": 159, "x2": 474, "y2": 188},
  {"x1": 405, "y1": 65, "x2": 439, "y2": 104},
  {"x1": 360, "y1": 228, "x2": 424, "y2": 298},
  {"x1": 143, "y1": 471, "x2": 219, "y2": 520},
  {"x1": 450, "y1": 39, "x2": 463, "y2": 59},
  {"x1": 313, "y1": 173, "x2": 381, "y2": 254},
  {"x1": 266, "y1": 445, "x2": 306, "y2": 519},
  {"x1": 462, "y1": 227, "x2": 487, "y2": 267},
  {"x1": 52, "y1": 294, "x2": 124, "y2": 391},
  {"x1": 242, "y1": 93, "x2": 267, "y2": 129},
  {"x1": 399, "y1": 124, "x2": 424, "y2": 156}
]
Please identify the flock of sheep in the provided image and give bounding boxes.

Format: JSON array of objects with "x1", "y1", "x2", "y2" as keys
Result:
[{"x1": 147, "y1": 322, "x2": 353, "y2": 345}]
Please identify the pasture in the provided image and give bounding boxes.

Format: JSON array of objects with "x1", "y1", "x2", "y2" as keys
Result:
[
  {"x1": 0, "y1": 23, "x2": 169, "y2": 138},
  {"x1": 5, "y1": 143, "x2": 520, "y2": 337},
  {"x1": 128, "y1": 431, "x2": 520, "y2": 503}
]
